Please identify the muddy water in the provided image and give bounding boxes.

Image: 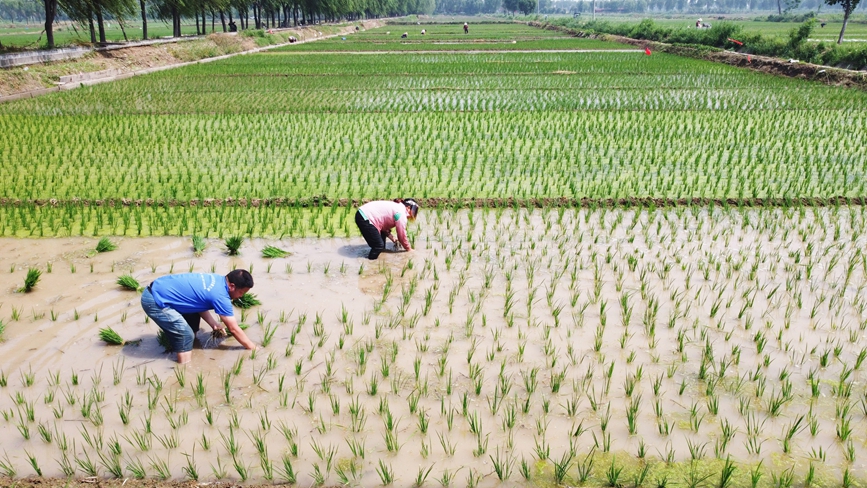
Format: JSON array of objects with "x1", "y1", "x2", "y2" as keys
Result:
[{"x1": 0, "y1": 207, "x2": 865, "y2": 486}]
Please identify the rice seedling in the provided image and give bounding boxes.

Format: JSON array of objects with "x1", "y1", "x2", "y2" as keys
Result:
[
  {"x1": 149, "y1": 455, "x2": 171, "y2": 480},
  {"x1": 225, "y1": 236, "x2": 244, "y2": 255},
  {"x1": 233, "y1": 292, "x2": 261, "y2": 309},
  {"x1": 191, "y1": 235, "x2": 206, "y2": 256},
  {"x1": 376, "y1": 459, "x2": 394, "y2": 485},
  {"x1": 262, "y1": 245, "x2": 291, "y2": 258},
  {"x1": 98, "y1": 327, "x2": 126, "y2": 345},
  {"x1": 490, "y1": 447, "x2": 514, "y2": 481},
  {"x1": 0, "y1": 451, "x2": 15, "y2": 477},
  {"x1": 94, "y1": 237, "x2": 117, "y2": 253},
  {"x1": 17, "y1": 268, "x2": 41, "y2": 293},
  {"x1": 116, "y1": 274, "x2": 142, "y2": 292}
]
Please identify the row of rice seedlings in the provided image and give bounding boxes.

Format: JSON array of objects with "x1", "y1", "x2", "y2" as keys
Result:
[
  {"x1": 2, "y1": 206, "x2": 867, "y2": 483},
  {"x1": 2, "y1": 107, "x2": 865, "y2": 204}
]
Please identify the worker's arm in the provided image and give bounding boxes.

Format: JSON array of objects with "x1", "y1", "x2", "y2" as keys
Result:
[
  {"x1": 395, "y1": 219, "x2": 412, "y2": 251},
  {"x1": 199, "y1": 311, "x2": 223, "y2": 331},
  {"x1": 219, "y1": 314, "x2": 257, "y2": 350}
]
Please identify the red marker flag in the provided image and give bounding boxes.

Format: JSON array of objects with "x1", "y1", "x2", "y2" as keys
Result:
[
  {"x1": 747, "y1": 55, "x2": 752, "y2": 63},
  {"x1": 645, "y1": 47, "x2": 652, "y2": 55},
  {"x1": 727, "y1": 38, "x2": 744, "y2": 46}
]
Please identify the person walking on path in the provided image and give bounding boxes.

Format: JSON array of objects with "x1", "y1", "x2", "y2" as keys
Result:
[
  {"x1": 141, "y1": 270, "x2": 258, "y2": 363},
  {"x1": 355, "y1": 198, "x2": 419, "y2": 259}
]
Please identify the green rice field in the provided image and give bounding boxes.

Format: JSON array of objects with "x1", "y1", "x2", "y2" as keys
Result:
[{"x1": 0, "y1": 22, "x2": 866, "y2": 238}]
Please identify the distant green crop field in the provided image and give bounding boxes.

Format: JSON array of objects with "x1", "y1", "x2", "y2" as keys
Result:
[
  {"x1": 0, "y1": 21, "x2": 865, "y2": 237},
  {"x1": 576, "y1": 14, "x2": 867, "y2": 44},
  {"x1": 0, "y1": 21, "x2": 209, "y2": 48},
  {"x1": 279, "y1": 22, "x2": 625, "y2": 51}
]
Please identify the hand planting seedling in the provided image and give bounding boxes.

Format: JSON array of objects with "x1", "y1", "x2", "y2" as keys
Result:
[
  {"x1": 355, "y1": 199, "x2": 419, "y2": 260},
  {"x1": 140, "y1": 270, "x2": 258, "y2": 363}
]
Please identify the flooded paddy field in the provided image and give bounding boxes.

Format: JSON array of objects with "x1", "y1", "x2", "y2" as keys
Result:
[{"x1": 0, "y1": 205, "x2": 865, "y2": 487}]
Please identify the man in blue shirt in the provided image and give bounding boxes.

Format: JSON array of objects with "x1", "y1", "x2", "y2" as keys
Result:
[{"x1": 141, "y1": 269, "x2": 258, "y2": 363}]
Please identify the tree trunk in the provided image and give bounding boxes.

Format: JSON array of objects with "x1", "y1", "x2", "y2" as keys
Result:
[
  {"x1": 140, "y1": 0, "x2": 148, "y2": 39},
  {"x1": 195, "y1": 10, "x2": 200, "y2": 34},
  {"x1": 44, "y1": 0, "x2": 57, "y2": 48},
  {"x1": 89, "y1": 15, "x2": 96, "y2": 43},
  {"x1": 776, "y1": 0, "x2": 781, "y2": 14},
  {"x1": 220, "y1": 10, "x2": 226, "y2": 31},
  {"x1": 837, "y1": 12, "x2": 849, "y2": 44},
  {"x1": 172, "y1": 4, "x2": 180, "y2": 37},
  {"x1": 95, "y1": 5, "x2": 106, "y2": 43}
]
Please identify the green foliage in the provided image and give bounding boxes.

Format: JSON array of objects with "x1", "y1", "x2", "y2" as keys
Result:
[
  {"x1": 262, "y1": 245, "x2": 291, "y2": 258},
  {"x1": 95, "y1": 237, "x2": 117, "y2": 253},
  {"x1": 116, "y1": 274, "x2": 142, "y2": 292},
  {"x1": 17, "y1": 267, "x2": 41, "y2": 293},
  {"x1": 0, "y1": 23, "x2": 866, "y2": 240},
  {"x1": 99, "y1": 327, "x2": 125, "y2": 345},
  {"x1": 225, "y1": 236, "x2": 243, "y2": 255},
  {"x1": 191, "y1": 235, "x2": 206, "y2": 256},
  {"x1": 156, "y1": 329, "x2": 173, "y2": 352},
  {"x1": 788, "y1": 19, "x2": 817, "y2": 50},
  {"x1": 233, "y1": 292, "x2": 261, "y2": 309}
]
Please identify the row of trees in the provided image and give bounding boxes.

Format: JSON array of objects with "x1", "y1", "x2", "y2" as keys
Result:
[
  {"x1": 549, "y1": 0, "x2": 858, "y2": 13},
  {"x1": 32, "y1": 0, "x2": 433, "y2": 48}
]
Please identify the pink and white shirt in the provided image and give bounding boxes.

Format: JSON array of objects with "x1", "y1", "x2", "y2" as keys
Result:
[{"x1": 358, "y1": 200, "x2": 412, "y2": 251}]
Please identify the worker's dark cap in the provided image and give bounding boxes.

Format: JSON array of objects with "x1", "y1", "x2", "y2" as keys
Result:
[{"x1": 402, "y1": 198, "x2": 420, "y2": 219}]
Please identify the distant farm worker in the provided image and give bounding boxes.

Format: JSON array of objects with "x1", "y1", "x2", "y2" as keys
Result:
[
  {"x1": 463, "y1": 22, "x2": 469, "y2": 34},
  {"x1": 141, "y1": 270, "x2": 257, "y2": 363},
  {"x1": 421, "y1": 28, "x2": 426, "y2": 34},
  {"x1": 401, "y1": 32, "x2": 408, "y2": 38},
  {"x1": 355, "y1": 198, "x2": 419, "y2": 260},
  {"x1": 696, "y1": 18, "x2": 702, "y2": 28}
]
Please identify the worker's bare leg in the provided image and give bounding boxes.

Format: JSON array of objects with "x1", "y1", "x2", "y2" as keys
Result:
[{"x1": 177, "y1": 351, "x2": 192, "y2": 364}]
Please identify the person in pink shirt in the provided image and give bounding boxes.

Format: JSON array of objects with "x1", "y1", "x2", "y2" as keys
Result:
[{"x1": 355, "y1": 198, "x2": 419, "y2": 259}]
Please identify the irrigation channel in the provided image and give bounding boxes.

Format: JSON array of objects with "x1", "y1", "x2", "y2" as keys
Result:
[{"x1": 1, "y1": 205, "x2": 866, "y2": 487}]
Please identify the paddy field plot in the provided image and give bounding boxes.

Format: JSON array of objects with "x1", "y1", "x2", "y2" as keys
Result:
[{"x1": 2, "y1": 206, "x2": 867, "y2": 486}]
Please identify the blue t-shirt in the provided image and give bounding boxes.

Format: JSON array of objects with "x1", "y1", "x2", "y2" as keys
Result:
[{"x1": 150, "y1": 273, "x2": 234, "y2": 317}]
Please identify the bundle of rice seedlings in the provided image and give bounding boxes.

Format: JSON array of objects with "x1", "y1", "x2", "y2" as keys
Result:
[
  {"x1": 95, "y1": 237, "x2": 118, "y2": 253},
  {"x1": 233, "y1": 292, "x2": 261, "y2": 309},
  {"x1": 262, "y1": 246, "x2": 291, "y2": 258},
  {"x1": 156, "y1": 330, "x2": 173, "y2": 352},
  {"x1": 192, "y1": 236, "x2": 206, "y2": 256},
  {"x1": 225, "y1": 236, "x2": 244, "y2": 256},
  {"x1": 17, "y1": 268, "x2": 42, "y2": 293},
  {"x1": 99, "y1": 327, "x2": 125, "y2": 345},
  {"x1": 117, "y1": 274, "x2": 143, "y2": 292}
]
